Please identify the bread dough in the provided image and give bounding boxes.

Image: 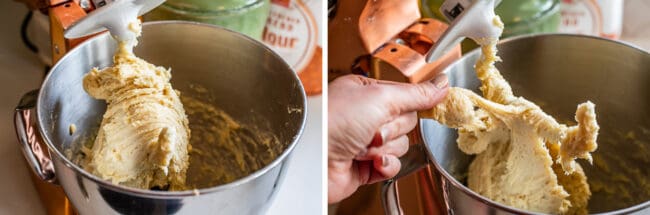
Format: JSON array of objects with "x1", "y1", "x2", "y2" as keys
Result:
[
  {"x1": 180, "y1": 90, "x2": 280, "y2": 189},
  {"x1": 82, "y1": 20, "x2": 190, "y2": 190},
  {"x1": 420, "y1": 16, "x2": 598, "y2": 214}
]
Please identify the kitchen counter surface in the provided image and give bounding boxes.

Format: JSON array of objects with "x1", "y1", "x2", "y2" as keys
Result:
[{"x1": 0, "y1": 1, "x2": 322, "y2": 215}]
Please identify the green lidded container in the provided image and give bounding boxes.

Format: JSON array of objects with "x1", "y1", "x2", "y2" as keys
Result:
[
  {"x1": 421, "y1": 0, "x2": 560, "y2": 52},
  {"x1": 495, "y1": 0, "x2": 560, "y2": 38},
  {"x1": 144, "y1": 0, "x2": 271, "y2": 40}
]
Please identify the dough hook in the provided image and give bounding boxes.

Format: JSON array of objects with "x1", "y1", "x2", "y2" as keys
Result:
[
  {"x1": 425, "y1": 0, "x2": 502, "y2": 63},
  {"x1": 64, "y1": 0, "x2": 165, "y2": 42}
]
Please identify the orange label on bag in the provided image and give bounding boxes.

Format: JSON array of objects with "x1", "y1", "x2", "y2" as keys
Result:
[{"x1": 263, "y1": 0, "x2": 321, "y2": 95}]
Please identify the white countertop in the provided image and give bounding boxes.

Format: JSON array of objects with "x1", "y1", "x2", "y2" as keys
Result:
[{"x1": 0, "y1": 1, "x2": 323, "y2": 215}]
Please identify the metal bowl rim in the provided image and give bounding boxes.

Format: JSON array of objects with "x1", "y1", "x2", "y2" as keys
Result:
[
  {"x1": 37, "y1": 20, "x2": 307, "y2": 198},
  {"x1": 423, "y1": 33, "x2": 650, "y2": 214}
]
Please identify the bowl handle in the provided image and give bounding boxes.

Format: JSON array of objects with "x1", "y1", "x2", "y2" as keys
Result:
[
  {"x1": 381, "y1": 141, "x2": 429, "y2": 215},
  {"x1": 14, "y1": 89, "x2": 57, "y2": 183},
  {"x1": 381, "y1": 179, "x2": 402, "y2": 215}
]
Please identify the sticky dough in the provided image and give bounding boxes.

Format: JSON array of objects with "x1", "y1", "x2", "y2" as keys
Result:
[
  {"x1": 420, "y1": 17, "x2": 599, "y2": 214},
  {"x1": 82, "y1": 21, "x2": 190, "y2": 190}
]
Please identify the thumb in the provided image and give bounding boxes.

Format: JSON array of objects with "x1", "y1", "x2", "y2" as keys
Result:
[{"x1": 377, "y1": 74, "x2": 449, "y2": 115}]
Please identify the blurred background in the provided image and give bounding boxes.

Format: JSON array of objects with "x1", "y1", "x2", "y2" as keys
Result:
[{"x1": 418, "y1": 0, "x2": 650, "y2": 52}]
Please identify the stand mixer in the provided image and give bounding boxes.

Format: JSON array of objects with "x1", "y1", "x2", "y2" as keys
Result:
[
  {"x1": 328, "y1": 0, "x2": 460, "y2": 83},
  {"x1": 328, "y1": 0, "x2": 500, "y2": 83},
  {"x1": 14, "y1": 1, "x2": 164, "y2": 214}
]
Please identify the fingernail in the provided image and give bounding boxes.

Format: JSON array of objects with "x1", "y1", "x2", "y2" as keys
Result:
[
  {"x1": 371, "y1": 131, "x2": 384, "y2": 147},
  {"x1": 382, "y1": 155, "x2": 390, "y2": 167},
  {"x1": 379, "y1": 127, "x2": 389, "y2": 144},
  {"x1": 431, "y1": 75, "x2": 449, "y2": 89}
]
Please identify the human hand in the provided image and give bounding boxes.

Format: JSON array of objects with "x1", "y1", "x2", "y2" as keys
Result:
[{"x1": 328, "y1": 74, "x2": 449, "y2": 203}]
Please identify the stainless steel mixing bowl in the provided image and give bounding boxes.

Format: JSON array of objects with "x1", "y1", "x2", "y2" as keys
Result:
[
  {"x1": 384, "y1": 34, "x2": 650, "y2": 215},
  {"x1": 14, "y1": 21, "x2": 306, "y2": 214}
]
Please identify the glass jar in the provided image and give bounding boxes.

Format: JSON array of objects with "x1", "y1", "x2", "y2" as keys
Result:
[
  {"x1": 144, "y1": 0, "x2": 271, "y2": 40},
  {"x1": 495, "y1": 0, "x2": 560, "y2": 38}
]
